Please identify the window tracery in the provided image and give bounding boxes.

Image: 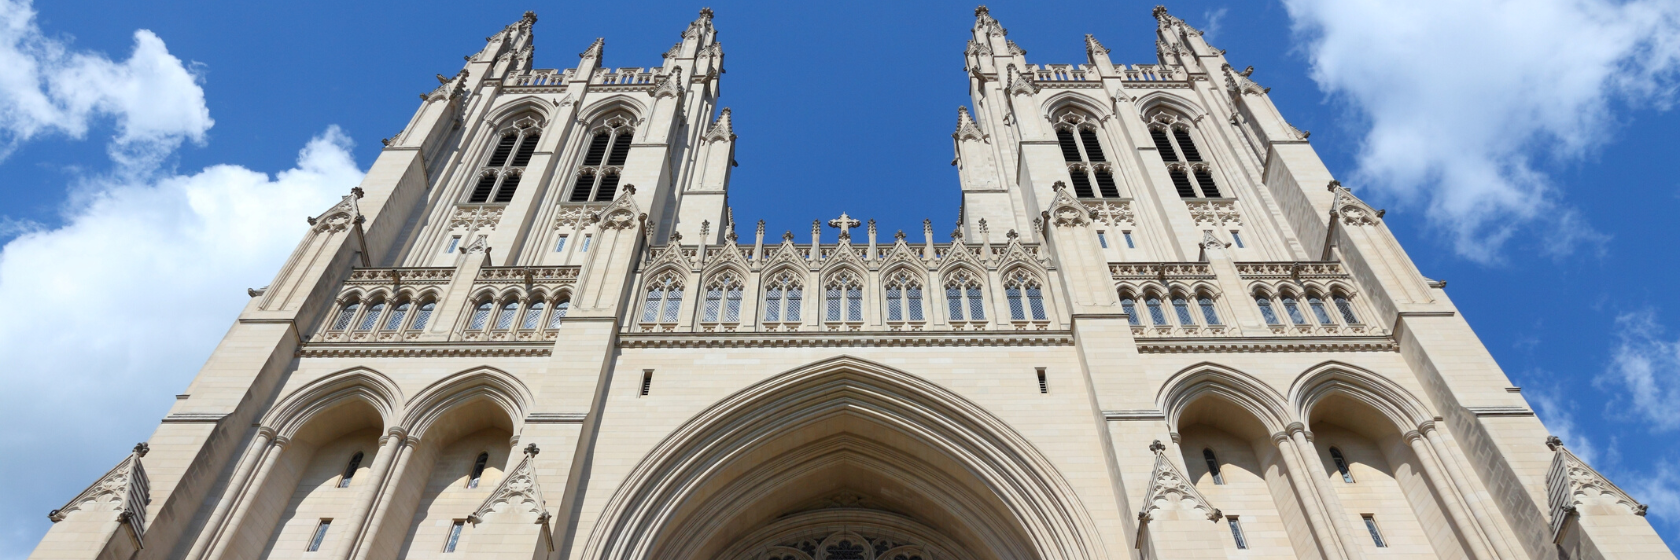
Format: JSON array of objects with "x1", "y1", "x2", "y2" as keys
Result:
[
  {"x1": 824, "y1": 272, "x2": 864, "y2": 323},
  {"x1": 883, "y1": 270, "x2": 925, "y2": 323},
  {"x1": 569, "y1": 116, "x2": 635, "y2": 202},
  {"x1": 1147, "y1": 112, "x2": 1223, "y2": 199},
  {"x1": 1003, "y1": 271, "x2": 1047, "y2": 321},
  {"x1": 641, "y1": 272, "x2": 684, "y2": 323},
  {"x1": 702, "y1": 274, "x2": 745, "y2": 323},
  {"x1": 761, "y1": 270, "x2": 803, "y2": 324},
  {"x1": 943, "y1": 270, "x2": 986, "y2": 322},
  {"x1": 1053, "y1": 112, "x2": 1120, "y2": 199},
  {"x1": 467, "y1": 119, "x2": 541, "y2": 204}
]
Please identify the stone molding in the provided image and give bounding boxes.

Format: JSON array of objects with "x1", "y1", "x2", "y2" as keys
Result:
[
  {"x1": 1136, "y1": 337, "x2": 1398, "y2": 353},
  {"x1": 297, "y1": 343, "x2": 553, "y2": 358},
  {"x1": 617, "y1": 331, "x2": 1075, "y2": 349}
]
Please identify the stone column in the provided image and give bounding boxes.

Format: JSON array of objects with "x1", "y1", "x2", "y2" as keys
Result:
[
  {"x1": 1271, "y1": 430, "x2": 1348, "y2": 560},
  {"x1": 184, "y1": 428, "x2": 274, "y2": 560},
  {"x1": 332, "y1": 429, "x2": 408, "y2": 560},
  {"x1": 348, "y1": 434, "x2": 420, "y2": 560},
  {"x1": 1404, "y1": 428, "x2": 1494, "y2": 560},
  {"x1": 1421, "y1": 425, "x2": 1519, "y2": 559},
  {"x1": 205, "y1": 435, "x2": 289, "y2": 560},
  {"x1": 1288, "y1": 424, "x2": 1364, "y2": 560}
]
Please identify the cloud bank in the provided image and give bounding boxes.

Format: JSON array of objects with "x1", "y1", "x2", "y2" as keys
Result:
[
  {"x1": 0, "y1": 0, "x2": 211, "y2": 164},
  {"x1": 0, "y1": 1, "x2": 362, "y2": 557},
  {"x1": 1282, "y1": 0, "x2": 1680, "y2": 261}
]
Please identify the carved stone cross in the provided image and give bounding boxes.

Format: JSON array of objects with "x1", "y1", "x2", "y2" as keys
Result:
[{"x1": 827, "y1": 212, "x2": 861, "y2": 239}]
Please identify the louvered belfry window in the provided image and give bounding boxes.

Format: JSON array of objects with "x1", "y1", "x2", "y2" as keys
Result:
[
  {"x1": 1055, "y1": 113, "x2": 1120, "y2": 199},
  {"x1": 569, "y1": 117, "x2": 635, "y2": 203},
  {"x1": 1148, "y1": 112, "x2": 1225, "y2": 199},
  {"x1": 467, "y1": 120, "x2": 541, "y2": 204}
]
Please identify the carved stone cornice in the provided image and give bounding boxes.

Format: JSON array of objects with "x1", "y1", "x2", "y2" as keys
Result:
[
  {"x1": 618, "y1": 331, "x2": 1075, "y2": 349},
  {"x1": 1135, "y1": 337, "x2": 1399, "y2": 354},
  {"x1": 296, "y1": 343, "x2": 553, "y2": 358}
]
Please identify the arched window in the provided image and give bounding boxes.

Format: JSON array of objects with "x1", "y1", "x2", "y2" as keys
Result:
[
  {"x1": 1256, "y1": 295, "x2": 1281, "y2": 325},
  {"x1": 1147, "y1": 113, "x2": 1223, "y2": 199},
  {"x1": 467, "y1": 452, "x2": 489, "y2": 489},
  {"x1": 338, "y1": 451, "x2": 363, "y2": 488},
  {"x1": 569, "y1": 118, "x2": 634, "y2": 202},
  {"x1": 1203, "y1": 448, "x2": 1225, "y2": 485},
  {"x1": 467, "y1": 123, "x2": 540, "y2": 204},
  {"x1": 494, "y1": 301, "x2": 519, "y2": 330},
  {"x1": 1281, "y1": 295, "x2": 1308, "y2": 325},
  {"x1": 547, "y1": 298, "x2": 570, "y2": 329},
  {"x1": 1004, "y1": 271, "x2": 1048, "y2": 321},
  {"x1": 641, "y1": 273, "x2": 683, "y2": 323},
  {"x1": 1198, "y1": 295, "x2": 1221, "y2": 325},
  {"x1": 521, "y1": 301, "x2": 545, "y2": 330},
  {"x1": 1145, "y1": 296, "x2": 1168, "y2": 326},
  {"x1": 944, "y1": 271, "x2": 985, "y2": 321},
  {"x1": 1308, "y1": 295, "x2": 1334, "y2": 324},
  {"x1": 355, "y1": 302, "x2": 385, "y2": 331},
  {"x1": 1334, "y1": 295, "x2": 1359, "y2": 324},
  {"x1": 762, "y1": 271, "x2": 803, "y2": 323},
  {"x1": 468, "y1": 301, "x2": 493, "y2": 330},
  {"x1": 884, "y1": 270, "x2": 924, "y2": 322},
  {"x1": 1120, "y1": 294, "x2": 1140, "y2": 326},
  {"x1": 824, "y1": 273, "x2": 863, "y2": 322},
  {"x1": 1172, "y1": 296, "x2": 1196, "y2": 325},
  {"x1": 1330, "y1": 447, "x2": 1355, "y2": 483},
  {"x1": 331, "y1": 302, "x2": 360, "y2": 331},
  {"x1": 383, "y1": 301, "x2": 411, "y2": 330},
  {"x1": 411, "y1": 301, "x2": 436, "y2": 330},
  {"x1": 1054, "y1": 113, "x2": 1120, "y2": 199},
  {"x1": 702, "y1": 275, "x2": 744, "y2": 323}
]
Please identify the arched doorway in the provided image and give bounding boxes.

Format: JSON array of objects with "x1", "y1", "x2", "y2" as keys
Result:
[{"x1": 577, "y1": 356, "x2": 1107, "y2": 560}]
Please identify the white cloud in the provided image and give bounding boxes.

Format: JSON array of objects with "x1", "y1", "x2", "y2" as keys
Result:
[
  {"x1": 0, "y1": 127, "x2": 362, "y2": 560},
  {"x1": 1200, "y1": 7, "x2": 1229, "y2": 42},
  {"x1": 1599, "y1": 309, "x2": 1680, "y2": 431},
  {"x1": 1281, "y1": 0, "x2": 1680, "y2": 262},
  {"x1": 0, "y1": 0, "x2": 211, "y2": 164}
]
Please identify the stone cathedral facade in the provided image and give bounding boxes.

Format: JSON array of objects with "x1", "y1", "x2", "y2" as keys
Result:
[{"x1": 30, "y1": 6, "x2": 1674, "y2": 560}]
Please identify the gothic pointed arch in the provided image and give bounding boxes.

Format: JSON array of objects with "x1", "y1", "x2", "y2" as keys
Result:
[
  {"x1": 577, "y1": 355, "x2": 1110, "y2": 560},
  {"x1": 1039, "y1": 91, "x2": 1112, "y2": 124},
  {"x1": 260, "y1": 367, "x2": 404, "y2": 439},
  {"x1": 1288, "y1": 361, "x2": 1433, "y2": 432},
  {"x1": 1133, "y1": 91, "x2": 1208, "y2": 123},
  {"x1": 576, "y1": 96, "x2": 648, "y2": 130},
  {"x1": 1157, "y1": 362, "x2": 1290, "y2": 436},
  {"x1": 482, "y1": 96, "x2": 555, "y2": 130},
  {"x1": 398, "y1": 366, "x2": 533, "y2": 442}
]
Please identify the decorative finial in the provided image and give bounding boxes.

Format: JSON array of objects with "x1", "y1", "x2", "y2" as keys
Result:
[
  {"x1": 1327, "y1": 179, "x2": 1344, "y2": 192},
  {"x1": 521, "y1": 11, "x2": 537, "y2": 24},
  {"x1": 951, "y1": 228, "x2": 964, "y2": 242},
  {"x1": 699, "y1": 7, "x2": 714, "y2": 18},
  {"x1": 1006, "y1": 229, "x2": 1018, "y2": 240},
  {"x1": 668, "y1": 231, "x2": 683, "y2": 243},
  {"x1": 757, "y1": 219, "x2": 766, "y2": 235},
  {"x1": 975, "y1": 5, "x2": 989, "y2": 17},
  {"x1": 783, "y1": 231, "x2": 795, "y2": 242},
  {"x1": 1148, "y1": 440, "x2": 1166, "y2": 454},
  {"x1": 1051, "y1": 181, "x2": 1066, "y2": 192},
  {"x1": 827, "y1": 212, "x2": 862, "y2": 238},
  {"x1": 895, "y1": 229, "x2": 906, "y2": 241},
  {"x1": 133, "y1": 442, "x2": 150, "y2": 457},
  {"x1": 524, "y1": 443, "x2": 540, "y2": 456},
  {"x1": 1546, "y1": 435, "x2": 1564, "y2": 451}
]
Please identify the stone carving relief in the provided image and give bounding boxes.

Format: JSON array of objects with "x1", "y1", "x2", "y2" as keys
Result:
[
  {"x1": 470, "y1": 444, "x2": 548, "y2": 523},
  {"x1": 1138, "y1": 440, "x2": 1221, "y2": 521}
]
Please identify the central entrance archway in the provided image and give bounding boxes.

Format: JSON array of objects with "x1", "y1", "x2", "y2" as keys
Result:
[{"x1": 577, "y1": 356, "x2": 1108, "y2": 560}]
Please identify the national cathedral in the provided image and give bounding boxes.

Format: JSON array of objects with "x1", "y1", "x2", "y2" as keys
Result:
[{"x1": 29, "y1": 6, "x2": 1674, "y2": 560}]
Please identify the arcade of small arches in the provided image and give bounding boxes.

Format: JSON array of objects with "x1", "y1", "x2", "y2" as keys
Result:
[
  {"x1": 636, "y1": 264, "x2": 1053, "y2": 330},
  {"x1": 460, "y1": 287, "x2": 572, "y2": 341},
  {"x1": 320, "y1": 288, "x2": 443, "y2": 342},
  {"x1": 1115, "y1": 280, "x2": 1372, "y2": 337}
]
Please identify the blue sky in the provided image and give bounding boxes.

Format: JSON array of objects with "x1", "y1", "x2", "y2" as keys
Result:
[{"x1": 2, "y1": 0, "x2": 1679, "y2": 557}]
